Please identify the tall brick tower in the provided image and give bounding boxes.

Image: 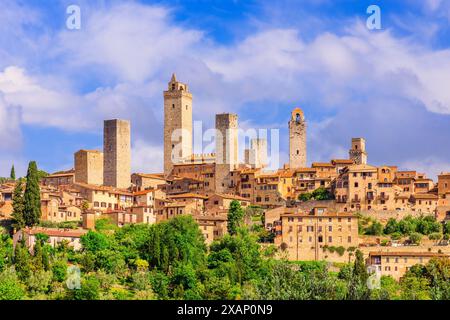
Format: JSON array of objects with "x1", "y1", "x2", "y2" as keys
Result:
[
  {"x1": 103, "y1": 119, "x2": 131, "y2": 189},
  {"x1": 289, "y1": 107, "x2": 307, "y2": 169},
  {"x1": 164, "y1": 74, "x2": 193, "y2": 176},
  {"x1": 349, "y1": 138, "x2": 367, "y2": 165},
  {"x1": 215, "y1": 113, "x2": 239, "y2": 193}
]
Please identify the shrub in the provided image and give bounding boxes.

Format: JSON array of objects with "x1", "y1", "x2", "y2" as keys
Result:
[
  {"x1": 409, "y1": 232, "x2": 422, "y2": 245},
  {"x1": 428, "y1": 233, "x2": 442, "y2": 241}
]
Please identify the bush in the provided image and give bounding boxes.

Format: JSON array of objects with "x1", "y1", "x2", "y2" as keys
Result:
[
  {"x1": 409, "y1": 232, "x2": 422, "y2": 245},
  {"x1": 390, "y1": 232, "x2": 402, "y2": 240},
  {"x1": 428, "y1": 233, "x2": 442, "y2": 241}
]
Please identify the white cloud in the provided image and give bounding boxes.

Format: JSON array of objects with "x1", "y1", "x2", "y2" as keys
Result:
[{"x1": 131, "y1": 139, "x2": 163, "y2": 173}]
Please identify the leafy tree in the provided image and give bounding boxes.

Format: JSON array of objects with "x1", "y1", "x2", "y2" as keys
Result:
[
  {"x1": 384, "y1": 218, "x2": 398, "y2": 234},
  {"x1": 14, "y1": 241, "x2": 32, "y2": 281},
  {"x1": 52, "y1": 260, "x2": 68, "y2": 282},
  {"x1": 409, "y1": 232, "x2": 423, "y2": 245},
  {"x1": 311, "y1": 187, "x2": 333, "y2": 200},
  {"x1": 400, "y1": 275, "x2": 430, "y2": 300},
  {"x1": 298, "y1": 193, "x2": 312, "y2": 202},
  {"x1": 23, "y1": 161, "x2": 42, "y2": 227},
  {"x1": 0, "y1": 230, "x2": 13, "y2": 272},
  {"x1": 73, "y1": 276, "x2": 101, "y2": 300},
  {"x1": 11, "y1": 181, "x2": 25, "y2": 230},
  {"x1": 365, "y1": 221, "x2": 383, "y2": 236},
  {"x1": 10, "y1": 165, "x2": 16, "y2": 180},
  {"x1": 443, "y1": 221, "x2": 450, "y2": 235},
  {"x1": 0, "y1": 267, "x2": 25, "y2": 300},
  {"x1": 227, "y1": 200, "x2": 244, "y2": 235}
]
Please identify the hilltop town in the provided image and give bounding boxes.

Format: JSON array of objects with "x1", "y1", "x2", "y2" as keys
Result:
[{"x1": 1, "y1": 74, "x2": 450, "y2": 283}]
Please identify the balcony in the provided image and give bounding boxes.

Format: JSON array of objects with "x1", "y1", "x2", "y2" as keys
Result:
[{"x1": 351, "y1": 197, "x2": 361, "y2": 203}]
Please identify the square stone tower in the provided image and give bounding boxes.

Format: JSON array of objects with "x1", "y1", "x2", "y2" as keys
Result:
[
  {"x1": 349, "y1": 138, "x2": 368, "y2": 165},
  {"x1": 164, "y1": 74, "x2": 193, "y2": 176},
  {"x1": 74, "y1": 150, "x2": 104, "y2": 185},
  {"x1": 245, "y1": 138, "x2": 268, "y2": 169},
  {"x1": 103, "y1": 119, "x2": 131, "y2": 189},
  {"x1": 289, "y1": 107, "x2": 307, "y2": 169},
  {"x1": 215, "y1": 113, "x2": 239, "y2": 193}
]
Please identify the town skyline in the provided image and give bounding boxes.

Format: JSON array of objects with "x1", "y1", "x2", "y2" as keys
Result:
[{"x1": 1, "y1": 1, "x2": 450, "y2": 179}]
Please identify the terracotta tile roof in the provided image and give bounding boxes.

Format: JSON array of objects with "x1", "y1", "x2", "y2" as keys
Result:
[
  {"x1": 368, "y1": 251, "x2": 448, "y2": 258},
  {"x1": 24, "y1": 227, "x2": 88, "y2": 238},
  {"x1": 312, "y1": 162, "x2": 335, "y2": 168},
  {"x1": 331, "y1": 159, "x2": 354, "y2": 165},
  {"x1": 211, "y1": 193, "x2": 249, "y2": 201},
  {"x1": 280, "y1": 211, "x2": 357, "y2": 218},
  {"x1": 168, "y1": 193, "x2": 208, "y2": 200},
  {"x1": 74, "y1": 182, "x2": 132, "y2": 196},
  {"x1": 133, "y1": 189, "x2": 155, "y2": 196},
  {"x1": 134, "y1": 173, "x2": 166, "y2": 180},
  {"x1": 412, "y1": 193, "x2": 438, "y2": 200}
]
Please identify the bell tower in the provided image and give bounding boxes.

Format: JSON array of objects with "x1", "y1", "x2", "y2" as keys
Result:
[
  {"x1": 163, "y1": 74, "x2": 193, "y2": 176},
  {"x1": 289, "y1": 107, "x2": 307, "y2": 169},
  {"x1": 349, "y1": 138, "x2": 367, "y2": 165}
]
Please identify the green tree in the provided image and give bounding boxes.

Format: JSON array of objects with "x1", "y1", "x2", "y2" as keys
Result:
[
  {"x1": 73, "y1": 276, "x2": 101, "y2": 300},
  {"x1": 11, "y1": 181, "x2": 25, "y2": 230},
  {"x1": 23, "y1": 161, "x2": 42, "y2": 227},
  {"x1": 13, "y1": 241, "x2": 32, "y2": 281},
  {"x1": 0, "y1": 267, "x2": 25, "y2": 300},
  {"x1": 384, "y1": 218, "x2": 398, "y2": 234},
  {"x1": 409, "y1": 232, "x2": 422, "y2": 245},
  {"x1": 10, "y1": 165, "x2": 16, "y2": 180},
  {"x1": 298, "y1": 193, "x2": 312, "y2": 202},
  {"x1": 311, "y1": 187, "x2": 333, "y2": 201},
  {"x1": 227, "y1": 200, "x2": 244, "y2": 235}
]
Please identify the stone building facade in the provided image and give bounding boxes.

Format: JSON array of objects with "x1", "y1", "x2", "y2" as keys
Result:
[
  {"x1": 164, "y1": 74, "x2": 193, "y2": 176},
  {"x1": 74, "y1": 149, "x2": 104, "y2": 185},
  {"x1": 103, "y1": 119, "x2": 131, "y2": 189},
  {"x1": 289, "y1": 108, "x2": 307, "y2": 169}
]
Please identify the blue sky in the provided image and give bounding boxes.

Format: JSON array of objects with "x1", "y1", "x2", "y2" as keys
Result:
[{"x1": 1, "y1": 0, "x2": 450, "y2": 179}]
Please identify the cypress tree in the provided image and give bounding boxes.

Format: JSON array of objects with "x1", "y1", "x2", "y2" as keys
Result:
[
  {"x1": 10, "y1": 165, "x2": 16, "y2": 180},
  {"x1": 227, "y1": 200, "x2": 244, "y2": 235},
  {"x1": 23, "y1": 161, "x2": 41, "y2": 227},
  {"x1": 11, "y1": 181, "x2": 25, "y2": 230}
]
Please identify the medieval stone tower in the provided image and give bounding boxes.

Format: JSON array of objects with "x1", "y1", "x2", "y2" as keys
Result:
[
  {"x1": 74, "y1": 149, "x2": 104, "y2": 185},
  {"x1": 349, "y1": 138, "x2": 367, "y2": 165},
  {"x1": 215, "y1": 113, "x2": 239, "y2": 193},
  {"x1": 289, "y1": 107, "x2": 307, "y2": 169},
  {"x1": 164, "y1": 74, "x2": 193, "y2": 176},
  {"x1": 245, "y1": 138, "x2": 268, "y2": 169},
  {"x1": 103, "y1": 119, "x2": 131, "y2": 189}
]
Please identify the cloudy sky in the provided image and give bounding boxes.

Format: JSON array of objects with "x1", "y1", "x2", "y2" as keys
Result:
[{"x1": 0, "y1": 0, "x2": 449, "y2": 179}]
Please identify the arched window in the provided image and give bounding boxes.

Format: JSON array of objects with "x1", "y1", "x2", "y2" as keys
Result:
[{"x1": 295, "y1": 113, "x2": 301, "y2": 123}]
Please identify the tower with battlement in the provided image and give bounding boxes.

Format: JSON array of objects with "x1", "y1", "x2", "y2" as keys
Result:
[
  {"x1": 164, "y1": 74, "x2": 193, "y2": 176},
  {"x1": 289, "y1": 107, "x2": 307, "y2": 169},
  {"x1": 103, "y1": 119, "x2": 131, "y2": 189}
]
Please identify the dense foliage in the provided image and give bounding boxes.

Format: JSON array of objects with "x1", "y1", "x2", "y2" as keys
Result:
[
  {"x1": 298, "y1": 187, "x2": 334, "y2": 202},
  {"x1": 359, "y1": 214, "x2": 446, "y2": 242},
  {"x1": 1, "y1": 213, "x2": 448, "y2": 300}
]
